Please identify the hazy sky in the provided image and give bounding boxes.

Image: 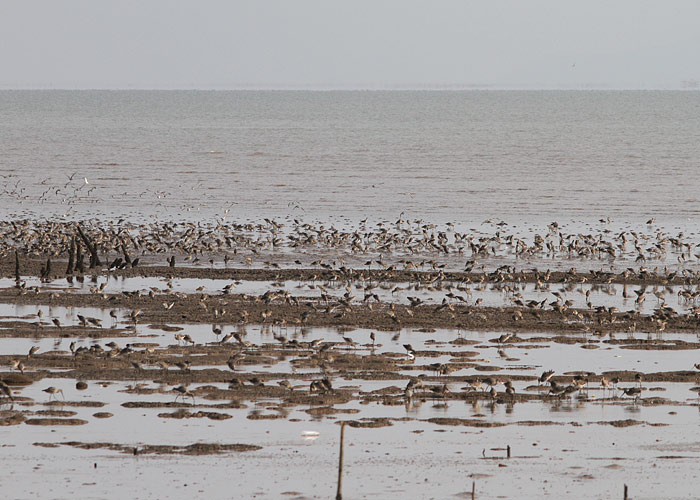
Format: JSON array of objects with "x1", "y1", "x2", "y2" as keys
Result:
[{"x1": 2, "y1": 0, "x2": 699, "y2": 89}]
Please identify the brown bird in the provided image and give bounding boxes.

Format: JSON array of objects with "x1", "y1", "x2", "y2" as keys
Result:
[
  {"x1": 277, "y1": 380, "x2": 292, "y2": 391},
  {"x1": 429, "y1": 384, "x2": 449, "y2": 398},
  {"x1": 173, "y1": 385, "x2": 195, "y2": 403},
  {"x1": 538, "y1": 370, "x2": 555, "y2": 386},
  {"x1": 497, "y1": 333, "x2": 513, "y2": 344},
  {"x1": 467, "y1": 379, "x2": 483, "y2": 392},
  {"x1": 0, "y1": 381, "x2": 13, "y2": 400},
  {"x1": 403, "y1": 344, "x2": 416, "y2": 359},
  {"x1": 42, "y1": 386, "x2": 64, "y2": 401},
  {"x1": 227, "y1": 352, "x2": 242, "y2": 371},
  {"x1": 175, "y1": 361, "x2": 191, "y2": 372},
  {"x1": 621, "y1": 387, "x2": 642, "y2": 400},
  {"x1": 86, "y1": 317, "x2": 102, "y2": 328}
]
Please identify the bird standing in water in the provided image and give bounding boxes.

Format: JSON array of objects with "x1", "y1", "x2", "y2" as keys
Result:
[
  {"x1": 42, "y1": 386, "x2": 64, "y2": 401},
  {"x1": 621, "y1": 387, "x2": 642, "y2": 401},
  {"x1": 173, "y1": 385, "x2": 195, "y2": 404},
  {"x1": 0, "y1": 381, "x2": 13, "y2": 400}
]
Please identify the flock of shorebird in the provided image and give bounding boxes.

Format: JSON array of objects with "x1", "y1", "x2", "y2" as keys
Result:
[
  {"x1": 6, "y1": 309, "x2": 696, "y2": 408},
  {"x1": 2, "y1": 299, "x2": 699, "y2": 407},
  {"x1": 2, "y1": 215, "x2": 700, "y2": 274},
  {"x1": 3, "y1": 216, "x2": 700, "y2": 411},
  {"x1": 400, "y1": 356, "x2": 650, "y2": 405}
]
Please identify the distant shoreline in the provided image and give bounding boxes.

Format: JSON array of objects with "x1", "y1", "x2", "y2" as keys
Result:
[{"x1": 1, "y1": 86, "x2": 699, "y2": 92}]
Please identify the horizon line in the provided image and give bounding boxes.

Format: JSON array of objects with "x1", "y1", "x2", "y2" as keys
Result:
[
  {"x1": 1, "y1": 79, "x2": 699, "y2": 92},
  {"x1": 1, "y1": 85, "x2": 699, "y2": 91}
]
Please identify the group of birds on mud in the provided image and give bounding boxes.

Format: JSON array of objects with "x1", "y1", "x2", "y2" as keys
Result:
[
  {"x1": 3, "y1": 316, "x2": 679, "y2": 409},
  {"x1": 400, "y1": 347, "x2": 648, "y2": 405},
  {"x1": 3, "y1": 215, "x2": 700, "y2": 274},
  {"x1": 3, "y1": 215, "x2": 700, "y2": 412}
]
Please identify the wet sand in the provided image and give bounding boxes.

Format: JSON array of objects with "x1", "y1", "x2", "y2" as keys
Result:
[{"x1": 3, "y1": 218, "x2": 700, "y2": 499}]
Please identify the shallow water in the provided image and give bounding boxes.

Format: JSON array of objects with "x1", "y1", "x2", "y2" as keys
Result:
[
  {"x1": 3, "y1": 90, "x2": 700, "y2": 227},
  {"x1": 4, "y1": 316, "x2": 700, "y2": 374},
  {"x1": 4, "y1": 89, "x2": 700, "y2": 499},
  {"x1": 4, "y1": 275, "x2": 699, "y2": 318},
  {"x1": 4, "y1": 380, "x2": 700, "y2": 499}
]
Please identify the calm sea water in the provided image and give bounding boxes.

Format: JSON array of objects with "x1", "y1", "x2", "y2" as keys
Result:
[{"x1": 1, "y1": 90, "x2": 700, "y2": 225}]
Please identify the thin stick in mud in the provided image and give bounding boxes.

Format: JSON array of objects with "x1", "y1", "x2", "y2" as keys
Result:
[{"x1": 336, "y1": 421, "x2": 346, "y2": 500}]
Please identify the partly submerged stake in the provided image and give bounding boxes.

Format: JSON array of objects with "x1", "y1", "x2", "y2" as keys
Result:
[
  {"x1": 75, "y1": 237, "x2": 85, "y2": 273},
  {"x1": 14, "y1": 249, "x2": 20, "y2": 284},
  {"x1": 76, "y1": 223, "x2": 101, "y2": 268},
  {"x1": 336, "y1": 422, "x2": 346, "y2": 500},
  {"x1": 66, "y1": 236, "x2": 75, "y2": 275}
]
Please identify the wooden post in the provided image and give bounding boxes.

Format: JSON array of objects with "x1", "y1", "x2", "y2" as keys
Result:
[
  {"x1": 76, "y1": 224, "x2": 101, "y2": 267},
  {"x1": 336, "y1": 422, "x2": 346, "y2": 500},
  {"x1": 507, "y1": 445, "x2": 511, "y2": 458},
  {"x1": 66, "y1": 236, "x2": 75, "y2": 275},
  {"x1": 471, "y1": 481, "x2": 476, "y2": 500},
  {"x1": 121, "y1": 242, "x2": 132, "y2": 265},
  {"x1": 624, "y1": 484, "x2": 628, "y2": 500},
  {"x1": 14, "y1": 249, "x2": 20, "y2": 283},
  {"x1": 75, "y1": 237, "x2": 85, "y2": 273}
]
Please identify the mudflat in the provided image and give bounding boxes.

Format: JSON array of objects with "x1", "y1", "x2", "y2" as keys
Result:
[{"x1": 2, "y1": 218, "x2": 700, "y2": 499}]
